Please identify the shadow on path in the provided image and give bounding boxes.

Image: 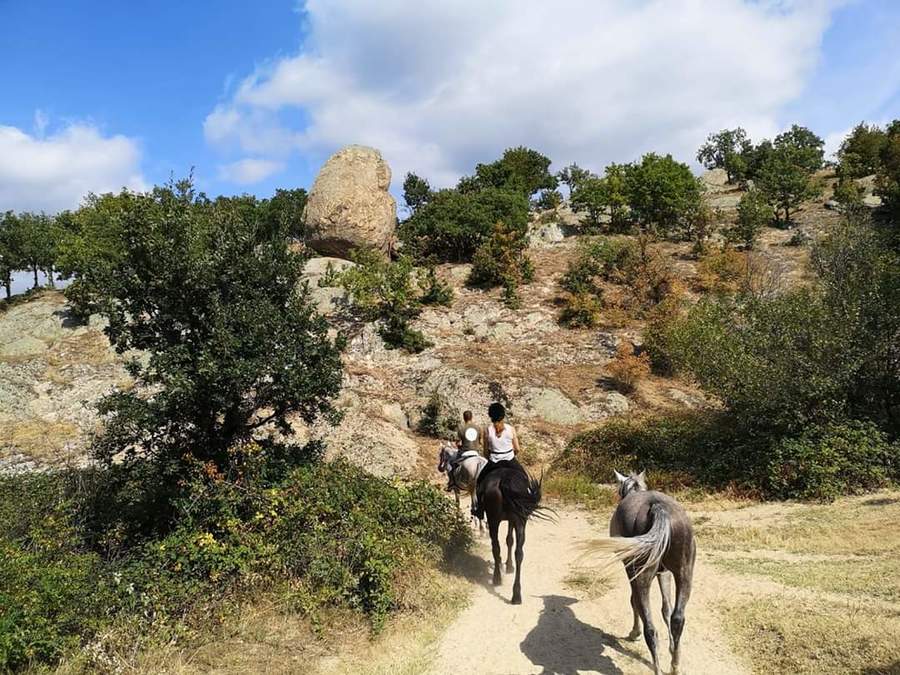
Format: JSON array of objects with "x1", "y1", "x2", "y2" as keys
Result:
[
  {"x1": 520, "y1": 595, "x2": 651, "y2": 675},
  {"x1": 442, "y1": 547, "x2": 509, "y2": 601}
]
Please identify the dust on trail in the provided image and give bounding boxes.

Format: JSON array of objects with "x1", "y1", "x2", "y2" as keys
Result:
[{"x1": 428, "y1": 506, "x2": 747, "y2": 675}]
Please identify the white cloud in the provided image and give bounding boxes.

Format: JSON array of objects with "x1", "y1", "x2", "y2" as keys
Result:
[
  {"x1": 218, "y1": 157, "x2": 285, "y2": 184},
  {"x1": 0, "y1": 120, "x2": 145, "y2": 212},
  {"x1": 205, "y1": 0, "x2": 844, "y2": 188}
]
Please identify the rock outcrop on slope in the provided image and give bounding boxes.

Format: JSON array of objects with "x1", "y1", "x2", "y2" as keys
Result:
[{"x1": 304, "y1": 145, "x2": 397, "y2": 259}]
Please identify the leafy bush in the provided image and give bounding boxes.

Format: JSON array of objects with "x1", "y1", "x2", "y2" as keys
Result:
[
  {"x1": 875, "y1": 120, "x2": 900, "y2": 219},
  {"x1": 561, "y1": 236, "x2": 639, "y2": 295},
  {"x1": 339, "y1": 248, "x2": 431, "y2": 352},
  {"x1": 418, "y1": 266, "x2": 454, "y2": 307},
  {"x1": 468, "y1": 220, "x2": 534, "y2": 308},
  {"x1": 559, "y1": 292, "x2": 603, "y2": 328},
  {"x1": 418, "y1": 391, "x2": 459, "y2": 439},
  {"x1": 694, "y1": 247, "x2": 748, "y2": 294},
  {"x1": 766, "y1": 421, "x2": 897, "y2": 500},
  {"x1": 400, "y1": 187, "x2": 529, "y2": 262},
  {"x1": 0, "y1": 458, "x2": 470, "y2": 670},
  {"x1": 606, "y1": 343, "x2": 651, "y2": 393}
]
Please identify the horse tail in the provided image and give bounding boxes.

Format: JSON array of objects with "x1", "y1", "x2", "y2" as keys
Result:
[
  {"x1": 501, "y1": 470, "x2": 555, "y2": 522},
  {"x1": 582, "y1": 503, "x2": 671, "y2": 579}
]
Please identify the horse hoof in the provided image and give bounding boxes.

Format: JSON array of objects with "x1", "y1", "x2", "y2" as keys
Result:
[
  {"x1": 626, "y1": 630, "x2": 641, "y2": 641},
  {"x1": 506, "y1": 564, "x2": 514, "y2": 573},
  {"x1": 492, "y1": 576, "x2": 502, "y2": 586},
  {"x1": 511, "y1": 595, "x2": 522, "y2": 605}
]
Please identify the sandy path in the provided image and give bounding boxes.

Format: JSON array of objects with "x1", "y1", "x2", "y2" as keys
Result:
[{"x1": 428, "y1": 506, "x2": 747, "y2": 675}]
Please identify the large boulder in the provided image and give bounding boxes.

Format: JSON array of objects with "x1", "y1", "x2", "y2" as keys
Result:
[{"x1": 304, "y1": 145, "x2": 397, "y2": 259}]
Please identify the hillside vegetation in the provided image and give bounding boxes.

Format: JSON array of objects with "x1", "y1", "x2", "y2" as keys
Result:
[{"x1": 1, "y1": 120, "x2": 899, "y2": 671}]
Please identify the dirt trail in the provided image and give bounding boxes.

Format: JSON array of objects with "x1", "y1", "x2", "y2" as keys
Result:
[{"x1": 428, "y1": 505, "x2": 747, "y2": 675}]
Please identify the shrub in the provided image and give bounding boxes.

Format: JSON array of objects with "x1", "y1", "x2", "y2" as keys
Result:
[
  {"x1": 0, "y1": 457, "x2": 471, "y2": 670},
  {"x1": 468, "y1": 220, "x2": 534, "y2": 308},
  {"x1": 875, "y1": 120, "x2": 900, "y2": 219},
  {"x1": 418, "y1": 391, "x2": 459, "y2": 439},
  {"x1": 606, "y1": 343, "x2": 651, "y2": 393},
  {"x1": 561, "y1": 236, "x2": 639, "y2": 295},
  {"x1": 559, "y1": 292, "x2": 603, "y2": 328},
  {"x1": 694, "y1": 247, "x2": 747, "y2": 294},
  {"x1": 400, "y1": 187, "x2": 529, "y2": 262},
  {"x1": 340, "y1": 249, "x2": 432, "y2": 352},
  {"x1": 418, "y1": 266, "x2": 454, "y2": 307},
  {"x1": 728, "y1": 189, "x2": 772, "y2": 249},
  {"x1": 766, "y1": 421, "x2": 898, "y2": 501},
  {"x1": 535, "y1": 189, "x2": 562, "y2": 211}
]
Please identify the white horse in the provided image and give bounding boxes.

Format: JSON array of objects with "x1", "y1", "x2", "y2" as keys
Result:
[{"x1": 437, "y1": 442, "x2": 487, "y2": 529}]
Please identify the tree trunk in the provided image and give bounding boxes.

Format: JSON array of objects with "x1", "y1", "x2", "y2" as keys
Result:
[
  {"x1": 3, "y1": 277, "x2": 10, "y2": 301},
  {"x1": 46, "y1": 267, "x2": 55, "y2": 288},
  {"x1": 32, "y1": 265, "x2": 39, "y2": 289}
]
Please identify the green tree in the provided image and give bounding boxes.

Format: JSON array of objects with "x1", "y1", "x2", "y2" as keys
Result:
[
  {"x1": 570, "y1": 164, "x2": 630, "y2": 232},
  {"x1": 837, "y1": 122, "x2": 888, "y2": 179},
  {"x1": 756, "y1": 144, "x2": 821, "y2": 225},
  {"x1": 402, "y1": 172, "x2": 432, "y2": 215},
  {"x1": 0, "y1": 212, "x2": 25, "y2": 300},
  {"x1": 728, "y1": 188, "x2": 772, "y2": 249},
  {"x1": 263, "y1": 188, "x2": 308, "y2": 240},
  {"x1": 875, "y1": 120, "x2": 900, "y2": 219},
  {"x1": 17, "y1": 212, "x2": 57, "y2": 289},
  {"x1": 696, "y1": 128, "x2": 752, "y2": 184},
  {"x1": 556, "y1": 163, "x2": 592, "y2": 196},
  {"x1": 774, "y1": 124, "x2": 825, "y2": 173},
  {"x1": 624, "y1": 153, "x2": 703, "y2": 238},
  {"x1": 87, "y1": 179, "x2": 343, "y2": 485},
  {"x1": 463, "y1": 146, "x2": 558, "y2": 198},
  {"x1": 399, "y1": 187, "x2": 529, "y2": 261}
]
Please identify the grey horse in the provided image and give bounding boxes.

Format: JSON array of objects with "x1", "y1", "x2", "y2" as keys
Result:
[
  {"x1": 437, "y1": 443, "x2": 487, "y2": 529},
  {"x1": 584, "y1": 470, "x2": 696, "y2": 675}
]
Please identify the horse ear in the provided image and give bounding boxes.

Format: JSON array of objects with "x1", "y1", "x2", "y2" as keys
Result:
[
  {"x1": 614, "y1": 470, "x2": 627, "y2": 483},
  {"x1": 636, "y1": 470, "x2": 647, "y2": 483}
]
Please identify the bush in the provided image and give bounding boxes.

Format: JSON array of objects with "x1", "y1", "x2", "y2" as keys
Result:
[
  {"x1": 561, "y1": 236, "x2": 639, "y2": 295},
  {"x1": 400, "y1": 187, "x2": 529, "y2": 262},
  {"x1": 418, "y1": 391, "x2": 459, "y2": 439},
  {"x1": 418, "y1": 266, "x2": 454, "y2": 307},
  {"x1": 559, "y1": 292, "x2": 603, "y2": 328},
  {"x1": 0, "y1": 457, "x2": 470, "y2": 670},
  {"x1": 606, "y1": 343, "x2": 651, "y2": 393},
  {"x1": 468, "y1": 220, "x2": 534, "y2": 308},
  {"x1": 694, "y1": 247, "x2": 748, "y2": 294},
  {"x1": 837, "y1": 122, "x2": 887, "y2": 179},
  {"x1": 766, "y1": 421, "x2": 898, "y2": 501},
  {"x1": 463, "y1": 146, "x2": 558, "y2": 198},
  {"x1": 339, "y1": 249, "x2": 431, "y2": 352}
]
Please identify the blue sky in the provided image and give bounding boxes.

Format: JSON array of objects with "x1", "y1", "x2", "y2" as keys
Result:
[{"x1": 2, "y1": 0, "x2": 899, "y2": 213}]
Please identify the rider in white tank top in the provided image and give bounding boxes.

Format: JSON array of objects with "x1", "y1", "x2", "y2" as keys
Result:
[{"x1": 487, "y1": 422, "x2": 516, "y2": 462}]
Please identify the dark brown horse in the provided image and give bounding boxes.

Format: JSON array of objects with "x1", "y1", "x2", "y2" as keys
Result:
[
  {"x1": 585, "y1": 471, "x2": 696, "y2": 675},
  {"x1": 480, "y1": 465, "x2": 549, "y2": 604}
]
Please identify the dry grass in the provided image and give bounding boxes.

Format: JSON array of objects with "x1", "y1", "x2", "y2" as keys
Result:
[
  {"x1": 543, "y1": 473, "x2": 617, "y2": 510},
  {"x1": 46, "y1": 330, "x2": 116, "y2": 369},
  {"x1": 694, "y1": 492, "x2": 900, "y2": 556},
  {"x1": 714, "y1": 556, "x2": 900, "y2": 603},
  {"x1": 720, "y1": 596, "x2": 900, "y2": 674},
  {"x1": 0, "y1": 419, "x2": 79, "y2": 458},
  {"x1": 564, "y1": 568, "x2": 616, "y2": 600}
]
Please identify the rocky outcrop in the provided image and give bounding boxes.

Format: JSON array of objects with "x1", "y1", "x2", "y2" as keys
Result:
[{"x1": 304, "y1": 145, "x2": 397, "y2": 259}]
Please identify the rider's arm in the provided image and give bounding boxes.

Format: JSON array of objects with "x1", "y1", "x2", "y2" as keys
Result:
[
  {"x1": 482, "y1": 425, "x2": 490, "y2": 457},
  {"x1": 512, "y1": 425, "x2": 521, "y2": 455}
]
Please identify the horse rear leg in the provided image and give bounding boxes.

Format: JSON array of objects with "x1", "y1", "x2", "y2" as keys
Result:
[
  {"x1": 489, "y1": 519, "x2": 502, "y2": 586},
  {"x1": 670, "y1": 562, "x2": 694, "y2": 675},
  {"x1": 632, "y1": 575, "x2": 661, "y2": 675},
  {"x1": 505, "y1": 523, "x2": 514, "y2": 573},
  {"x1": 627, "y1": 591, "x2": 642, "y2": 640},
  {"x1": 511, "y1": 521, "x2": 525, "y2": 605},
  {"x1": 658, "y1": 571, "x2": 673, "y2": 632}
]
